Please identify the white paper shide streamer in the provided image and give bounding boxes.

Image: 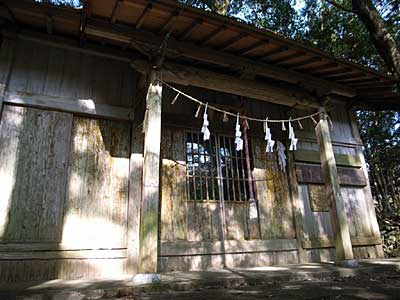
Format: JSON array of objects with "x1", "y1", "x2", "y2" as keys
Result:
[
  {"x1": 288, "y1": 120, "x2": 298, "y2": 151},
  {"x1": 277, "y1": 141, "x2": 287, "y2": 171},
  {"x1": 234, "y1": 113, "x2": 243, "y2": 151},
  {"x1": 249, "y1": 200, "x2": 258, "y2": 219},
  {"x1": 201, "y1": 103, "x2": 210, "y2": 141},
  {"x1": 264, "y1": 118, "x2": 275, "y2": 153}
]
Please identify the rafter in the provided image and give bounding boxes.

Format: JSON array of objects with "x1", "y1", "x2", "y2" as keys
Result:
[
  {"x1": 135, "y1": 2, "x2": 152, "y2": 29},
  {"x1": 179, "y1": 19, "x2": 203, "y2": 41},
  {"x1": 85, "y1": 21, "x2": 356, "y2": 97},
  {"x1": 217, "y1": 32, "x2": 248, "y2": 51},
  {"x1": 236, "y1": 40, "x2": 268, "y2": 56},
  {"x1": 198, "y1": 25, "x2": 227, "y2": 46}
]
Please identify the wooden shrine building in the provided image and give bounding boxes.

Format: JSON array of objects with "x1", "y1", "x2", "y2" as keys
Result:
[{"x1": 0, "y1": 0, "x2": 399, "y2": 282}]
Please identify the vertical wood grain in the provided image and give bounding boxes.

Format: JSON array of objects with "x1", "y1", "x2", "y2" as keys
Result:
[
  {"x1": 160, "y1": 128, "x2": 188, "y2": 241},
  {"x1": 62, "y1": 117, "x2": 130, "y2": 248},
  {"x1": 139, "y1": 73, "x2": 162, "y2": 274},
  {"x1": 7, "y1": 38, "x2": 137, "y2": 108},
  {"x1": 315, "y1": 112, "x2": 354, "y2": 260},
  {"x1": 286, "y1": 150, "x2": 307, "y2": 262},
  {"x1": 252, "y1": 138, "x2": 295, "y2": 240},
  {"x1": 127, "y1": 126, "x2": 143, "y2": 274},
  {"x1": 0, "y1": 105, "x2": 72, "y2": 241}
]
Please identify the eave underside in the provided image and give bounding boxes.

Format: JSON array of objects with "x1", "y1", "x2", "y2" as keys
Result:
[{"x1": 1, "y1": 0, "x2": 399, "y2": 110}]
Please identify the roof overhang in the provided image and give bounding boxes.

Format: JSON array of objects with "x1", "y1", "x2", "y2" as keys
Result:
[{"x1": 1, "y1": 0, "x2": 399, "y2": 110}]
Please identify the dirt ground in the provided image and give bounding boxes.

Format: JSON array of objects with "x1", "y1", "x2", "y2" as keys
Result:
[{"x1": 130, "y1": 270, "x2": 400, "y2": 300}]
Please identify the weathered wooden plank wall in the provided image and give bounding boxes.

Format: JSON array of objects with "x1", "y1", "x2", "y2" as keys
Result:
[
  {"x1": 159, "y1": 90, "x2": 301, "y2": 271},
  {"x1": 0, "y1": 36, "x2": 138, "y2": 282},
  {"x1": 252, "y1": 138, "x2": 295, "y2": 240},
  {"x1": 159, "y1": 88, "x2": 383, "y2": 270},
  {"x1": 62, "y1": 117, "x2": 130, "y2": 248},
  {"x1": 0, "y1": 34, "x2": 383, "y2": 278},
  {"x1": 8, "y1": 39, "x2": 135, "y2": 108},
  {"x1": 292, "y1": 104, "x2": 383, "y2": 261},
  {"x1": 0, "y1": 105, "x2": 72, "y2": 242}
]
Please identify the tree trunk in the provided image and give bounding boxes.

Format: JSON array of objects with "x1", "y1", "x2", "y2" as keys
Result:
[
  {"x1": 352, "y1": 0, "x2": 400, "y2": 78},
  {"x1": 203, "y1": 0, "x2": 230, "y2": 15}
]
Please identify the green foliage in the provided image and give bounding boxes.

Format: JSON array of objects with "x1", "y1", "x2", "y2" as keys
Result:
[
  {"x1": 36, "y1": 0, "x2": 82, "y2": 8},
  {"x1": 300, "y1": 1, "x2": 386, "y2": 70}
]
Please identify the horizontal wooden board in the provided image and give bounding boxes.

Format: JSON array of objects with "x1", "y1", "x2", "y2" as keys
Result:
[
  {"x1": 302, "y1": 236, "x2": 382, "y2": 249},
  {"x1": 296, "y1": 163, "x2": 367, "y2": 187},
  {"x1": 294, "y1": 149, "x2": 362, "y2": 167},
  {"x1": 0, "y1": 258, "x2": 127, "y2": 282},
  {"x1": 160, "y1": 239, "x2": 298, "y2": 256},
  {"x1": 295, "y1": 131, "x2": 362, "y2": 146},
  {"x1": 158, "y1": 250, "x2": 299, "y2": 272},
  {"x1": 0, "y1": 243, "x2": 126, "y2": 252},
  {"x1": 0, "y1": 249, "x2": 127, "y2": 260},
  {"x1": 4, "y1": 91, "x2": 133, "y2": 120}
]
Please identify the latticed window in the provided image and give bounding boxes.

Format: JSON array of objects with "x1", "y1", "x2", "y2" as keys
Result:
[{"x1": 185, "y1": 132, "x2": 253, "y2": 201}]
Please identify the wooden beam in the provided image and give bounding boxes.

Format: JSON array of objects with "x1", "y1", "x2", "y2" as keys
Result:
[
  {"x1": 217, "y1": 32, "x2": 248, "y2": 51},
  {"x1": 178, "y1": 18, "x2": 203, "y2": 41},
  {"x1": 135, "y1": 2, "x2": 152, "y2": 29},
  {"x1": 85, "y1": 22, "x2": 355, "y2": 97},
  {"x1": 4, "y1": 91, "x2": 133, "y2": 121},
  {"x1": 296, "y1": 130, "x2": 363, "y2": 146},
  {"x1": 160, "y1": 239, "x2": 298, "y2": 256},
  {"x1": 268, "y1": 52, "x2": 306, "y2": 65},
  {"x1": 339, "y1": 76, "x2": 377, "y2": 84},
  {"x1": 0, "y1": 243, "x2": 126, "y2": 252},
  {"x1": 315, "y1": 110, "x2": 354, "y2": 261},
  {"x1": 17, "y1": 30, "x2": 132, "y2": 63},
  {"x1": 350, "y1": 80, "x2": 395, "y2": 88},
  {"x1": 159, "y1": 10, "x2": 182, "y2": 34},
  {"x1": 236, "y1": 39, "x2": 268, "y2": 56},
  {"x1": 0, "y1": 249, "x2": 126, "y2": 260},
  {"x1": 138, "y1": 71, "x2": 162, "y2": 274},
  {"x1": 79, "y1": 0, "x2": 90, "y2": 47},
  {"x1": 313, "y1": 67, "x2": 352, "y2": 77},
  {"x1": 198, "y1": 25, "x2": 227, "y2": 45},
  {"x1": 261, "y1": 45, "x2": 289, "y2": 60},
  {"x1": 0, "y1": 32, "x2": 15, "y2": 118},
  {"x1": 131, "y1": 59, "x2": 320, "y2": 108},
  {"x1": 302, "y1": 236, "x2": 382, "y2": 249},
  {"x1": 301, "y1": 62, "x2": 339, "y2": 73},
  {"x1": 110, "y1": 0, "x2": 122, "y2": 23},
  {"x1": 294, "y1": 149, "x2": 362, "y2": 167},
  {"x1": 295, "y1": 163, "x2": 367, "y2": 187},
  {"x1": 323, "y1": 72, "x2": 364, "y2": 80},
  {"x1": 285, "y1": 57, "x2": 322, "y2": 68}
]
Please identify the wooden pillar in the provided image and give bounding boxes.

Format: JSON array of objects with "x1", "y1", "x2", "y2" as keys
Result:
[
  {"x1": 138, "y1": 70, "x2": 162, "y2": 275},
  {"x1": 0, "y1": 31, "x2": 16, "y2": 118},
  {"x1": 315, "y1": 109, "x2": 355, "y2": 262}
]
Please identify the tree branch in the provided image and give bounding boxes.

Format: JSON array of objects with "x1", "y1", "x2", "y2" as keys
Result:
[{"x1": 324, "y1": 0, "x2": 358, "y2": 14}]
